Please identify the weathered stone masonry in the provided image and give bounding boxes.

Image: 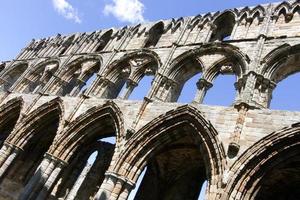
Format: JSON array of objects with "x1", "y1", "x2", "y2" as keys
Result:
[{"x1": 0, "y1": 1, "x2": 300, "y2": 199}]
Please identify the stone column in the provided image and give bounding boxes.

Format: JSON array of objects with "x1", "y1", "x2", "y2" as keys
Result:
[
  {"x1": 65, "y1": 164, "x2": 92, "y2": 200},
  {"x1": 193, "y1": 78, "x2": 213, "y2": 104},
  {"x1": 0, "y1": 143, "x2": 22, "y2": 178},
  {"x1": 115, "y1": 181, "x2": 134, "y2": 200},
  {"x1": 205, "y1": 23, "x2": 217, "y2": 42},
  {"x1": 69, "y1": 78, "x2": 85, "y2": 97},
  {"x1": 19, "y1": 153, "x2": 66, "y2": 200},
  {"x1": 118, "y1": 80, "x2": 137, "y2": 100},
  {"x1": 19, "y1": 156, "x2": 52, "y2": 199},
  {"x1": 0, "y1": 143, "x2": 14, "y2": 167},
  {"x1": 94, "y1": 174, "x2": 118, "y2": 200},
  {"x1": 36, "y1": 161, "x2": 65, "y2": 200},
  {"x1": 94, "y1": 173, "x2": 135, "y2": 200}
]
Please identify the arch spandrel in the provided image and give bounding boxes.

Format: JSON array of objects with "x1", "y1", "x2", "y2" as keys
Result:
[
  {"x1": 223, "y1": 123, "x2": 300, "y2": 200},
  {"x1": 110, "y1": 105, "x2": 226, "y2": 197},
  {"x1": 49, "y1": 101, "x2": 124, "y2": 162}
]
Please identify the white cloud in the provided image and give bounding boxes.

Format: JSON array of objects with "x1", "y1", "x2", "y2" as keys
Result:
[
  {"x1": 52, "y1": 0, "x2": 81, "y2": 23},
  {"x1": 103, "y1": 0, "x2": 145, "y2": 24}
]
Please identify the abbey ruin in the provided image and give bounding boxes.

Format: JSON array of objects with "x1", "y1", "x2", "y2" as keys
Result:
[{"x1": 0, "y1": 0, "x2": 299, "y2": 199}]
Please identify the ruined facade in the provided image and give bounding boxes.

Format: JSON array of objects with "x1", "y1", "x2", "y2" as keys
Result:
[{"x1": 0, "y1": 1, "x2": 300, "y2": 199}]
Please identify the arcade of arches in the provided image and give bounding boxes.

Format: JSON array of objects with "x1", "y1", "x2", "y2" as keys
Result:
[{"x1": 0, "y1": 0, "x2": 300, "y2": 200}]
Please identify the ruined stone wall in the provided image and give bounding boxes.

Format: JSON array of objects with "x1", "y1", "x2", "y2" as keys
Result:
[{"x1": 0, "y1": 1, "x2": 300, "y2": 200}]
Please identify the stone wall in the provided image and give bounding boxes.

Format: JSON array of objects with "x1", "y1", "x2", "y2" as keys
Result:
[{"x1": 0, "y1": 1, "x2": 300, "y2": 199}]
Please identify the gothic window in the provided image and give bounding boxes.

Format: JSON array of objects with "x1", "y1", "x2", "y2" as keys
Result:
[
  {"x1": 0, "y1": 63, "x2": 28, "y2": 92},
  {"x1": 144, "y1": 22, "x2": 164, "y2": 48},
  {"x1": 95, "y1": 30, "x2": 113, "y2": 52},
  {"x1": 210, "y1": 12, "x2": 236, "y2": 42}
]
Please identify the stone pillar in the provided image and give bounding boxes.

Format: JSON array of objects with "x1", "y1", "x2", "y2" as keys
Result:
[
  {"x1": 118, "y1": 80, "x2": 137, "y2": 100},
  {"x1": 193, "y1": 78, "x2": 213, "y2": 104},
  {"x1": 69, "y1": 78, "x2": 85, "y2": 97},
  {"x1": 65, "y1": 164, "x2": 92, "y2": 200},
  {"x1": 0, "y1": 143, "x2": 22, "y2": 178},
  {"x1": 19, "y1": 153, "x2": 66, "y2": 200},
  {"x1": 36, "y1": 162, "x2": 64, "y2": 200},
  {"x1": 94, "y1": 173, "x2": 135, "y2": 200},
  {"x1": 116, "y1": 181, "x2": 134, "y2": 200},
  {"x1": 19, "y1": 156, "x2": 52, "y2": 199},
  {"x1": 0, "y1": 143, "x2": 14, "y2": 167},
  {"x1": 205, "y1": 23, "x2": 217, "y2": 42},
  {"x1": 94, "y1": 174, "x2": 117, "y2": 200}
]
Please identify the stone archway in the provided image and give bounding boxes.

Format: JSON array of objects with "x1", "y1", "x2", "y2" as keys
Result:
[
  {"x1": 21, "y1": 101, "x2": 125, "y2": 200},
  {"x1": 223, "y1": 123, "x2": 300, "y2": 200},
  {"x1": 96, "y1": 105, "x2": 226, "y2": 200},
  {"x1": 0, "y1": 98, "x2": 63, "y2": 200}
]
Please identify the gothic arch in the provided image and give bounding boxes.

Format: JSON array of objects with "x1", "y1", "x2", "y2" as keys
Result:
[
  {"x1": 202, "y1": 47, "x2": 247, "y2": 82},
  {"x1": 190, "y1": 15, "x2": 202, "y2": 29},
  {"x1": 16, "y1": 58, "x2": 60, "y2": 93},
  {"x1": 61, "y1": 55, "x2": 102, "y2": 81},
  {"x1": 274, "y1": 1, "x2": 292, "y2": 16},
  {"x1": 112, "y1": 105, "x2": 226, "y2": 198},
  {"x1": 223, "y1": 123, "x2": 300, "y2": 200},
  {"x1": 143, "y1": 22, "x2": 164, "y2": 48},
  {"x1": 238, "y1": 7, "x2": 250, "y2": 21},
  {"x1": 250, "y1": 5, "x2": 266, "y2": 18},
  {"x1": 169, "y1": 43, "x2": 248, "y2": 79},
  {"x1": 95, "y1": 50, "x2": 161, "y2": 99},
  {"x1": 95, "y1": 29, "x2": 113, "y2": 52},
  {"x1": 163, "y1": 43, "x2": 249, "y2": 102},
  {"x1": 49, "y1": 55, "x2": 102, "y2": 96},
  {"x1": 261, "y1": 44, "x2": 300, "y2": 83},
  {"x1": 49, "y1": 101, "x2": 124, "y2": 162},
  {"x1": 0, "y1": 62, "x2": 28, "y2": 91},
  {"x1": 7, "y1": 97, "x2": 64, "y2": 149},
  {"x1": 210, "y1": 10, "x2": 237, "y2": 41},
  {"x1": 104, "y1": 49, "x2": 162, "y2": 77},
  {"x1": 0, "y1": 97, "x2": 23, "y2": 146}
]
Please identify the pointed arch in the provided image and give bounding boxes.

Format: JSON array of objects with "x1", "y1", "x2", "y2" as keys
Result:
[
  {"x1": 261, "y1": 43, "x2": 300, "y2": 82},
  {"x1": 162, "y1": 43, "x2": 248, "y2": 102},
  {"x1": 144, "y1": 21, "x2": 164, "y2": 48},
  {"x1": 104, "y1": 49, "x2": 161, "y2": 80},
  {"x1": 8, "y1": 97, "x2": 64, "y2": 149},
  {"x1": 0, "y1": 97, "x2": 23, "y2": 146},
  {"x1": 168, "y1": 43, "x2": 249, "y2": 82},
  {"x1": 16, "y1": 58, "x2": 60, "y2": 93},
  {"x1": 190, "y1": 15, "x2": 202, "y2": 29},
  {"x1": 95, "y1": 29, "x2": 113, "y2": 52},
  {"x1": 274, "y1": 1, "x2": 292, "y2": 16},
  {"x1": 292, "y1": 3, "x2": 300, "y2": 13},
  {"x1": 96, "y1": 50, "x2": 161, "y2": 99},
  {"x1": 238, "y1": 7, "x2": 250, "y2": 20},
  {"x1": 50, "y1": 101, "x2": 124, "y2": 162},
  {"x1": 210, "y1": 10, "x2": 237, "y2": 41},
  {"x1": 223, "y1": 123, "x2": 300, "y2": 199},
  {"x1": 112, "y1": 105, "x2": 226, "y2": 197},
  {"x1": 50, "y1": 55, "x2": 102, "y2": 96},
  {"x1": 0, "y1": 62, "x2": 28, "y2": 91},
  {"x1": 62, "y1": 54, "x2": 103, "y2": 80},
  {"x1": 250, "y1": 5, "x2": 266, "y2": 18}
]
